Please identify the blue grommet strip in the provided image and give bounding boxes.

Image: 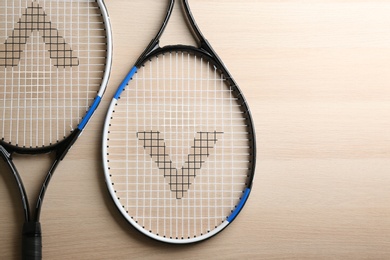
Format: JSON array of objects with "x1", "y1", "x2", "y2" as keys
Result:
[
  {"x1": 227, "y1": 188, "x2": 251, "y2": 223},
  {"x1": 78, "y1": 96, "x2": 101, "y2": 130},
  {"x1": 114, "y1": 66, "x2": 138, "y2": 100}
]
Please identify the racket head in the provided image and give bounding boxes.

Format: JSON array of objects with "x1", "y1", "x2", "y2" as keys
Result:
[
  {"x1": 103, "y1": 47, "x2": 256, "y2": 243},
  {"x1": 0, "y1": 0, "x2": 112, "y2": 153}
]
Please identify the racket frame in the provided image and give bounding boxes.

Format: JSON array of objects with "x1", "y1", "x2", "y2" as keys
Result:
[
  {"x1": 103, "y1": 0, "x2": 256, "y2": 244},
  {"x1": 0, "y1": 0, "x2": 112, "y2": 258}
]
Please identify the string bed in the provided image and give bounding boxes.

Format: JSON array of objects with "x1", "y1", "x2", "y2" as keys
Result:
[
  {"x1": 106, "y1": 51, "x2": 251, "y2": 240},
  {"x1": 0, "y1": 0, "x2": 107, "y2": 148}
]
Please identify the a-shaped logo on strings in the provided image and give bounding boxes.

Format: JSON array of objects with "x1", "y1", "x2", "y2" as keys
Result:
[
  {"x1": 0, "y1": 1, "x2": 79, "y2": 68},
  {"x1": 137, "y1": 131, "x2": 224, "y2": 199}
]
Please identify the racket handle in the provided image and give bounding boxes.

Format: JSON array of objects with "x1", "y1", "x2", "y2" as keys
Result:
[{"x1": 22, "y1": 222, "x2": 42, "y2": 260}]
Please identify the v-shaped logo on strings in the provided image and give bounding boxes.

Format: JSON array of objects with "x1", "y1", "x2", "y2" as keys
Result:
[
  {"x1": 0, "y1": 0, "x2": 79, "y2": 68},
  {"x1": 137, "y1": 131, "x2": 224, "y2": 199}
]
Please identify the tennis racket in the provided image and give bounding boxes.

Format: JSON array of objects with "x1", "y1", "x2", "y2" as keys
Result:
[
  {"x1": 103, "y1": 0, "x2": 256, "y2": 244},
  {"x1": 0, "y1": 0, "x2": 112, "y2": 258}
]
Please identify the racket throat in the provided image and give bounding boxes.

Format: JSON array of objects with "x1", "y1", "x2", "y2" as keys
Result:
[
  {"x1": 0, "y1": 129, "x2": 81, "y2": 221},
  {"x1": 33, "y1": 129, "x2": 82, "y2": 219},
  {"x1": 55, "y1": 129, "x2": 82, "y2": 161}
]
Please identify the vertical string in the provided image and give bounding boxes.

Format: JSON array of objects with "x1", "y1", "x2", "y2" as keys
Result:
[
  {"x1": 10, "y1": 0, "x2": 14, "y2": 144},
  {"x1": 55, "y1": 0, "x2": 59, "y2": 142},
  {"x1": 41, "y1": 0, "x2": 46, "y2": 146},
  {"x1": 142, "y1": 59, "x2": 146, "y2": 230},
  {"x1": 33, "y1": 0, "x2": 35, "y2": 146},
  {"x1": 175, "y1": 51, "x2": 178, "y2": 239},
  {"x1": 49, "y1": 0, "x2": 52, "y2": 144},
  {"x1": 180, "y1": 51, "x2": 184, "y2": 239},
  {"x1": 135, "y1": 64, "x2": 139, "y2": 223},
  {"x1": 125, "y1": 67, "x2": 129, "y2": 218},
  {"x1": 193, "y1": 54, "x2": 197, "y2": 236},
  {"x1": 15, "y1": 0, "x2": 20, "y2": 146},
  {"x1": 69, "y1": 0, "x2": 73, "y2": 131},
  {"x1": 163, "y1": 53, "x2": 166, "y2": 237},
  {"x1": 30, "y1": 3, "x2": 33, "y2": 147},
  {"x1": 206, "y1": 59, "x2": 210, "y2": 231},
  {"x1": 229, "y1": 72, "x2": 234, "y2": 209},
  {"x1": 169, "y1": 51, "x2": 173, "y2": 238},
  {"x1": 2, "y1": 0, "x2": 7, "y2": 139},
  {"x1": 213, "y1": 65, "x2": 217, "y2": 222},
  {"x1": 35, "y1": 1, "x2": 39, "y2": 146},
  {"x1": 77, "y1": 0, "x2": 80, "y2": 125},
  {"x1": 86, "y1": 0, "x2": 90, "y2": 110},
  {"x1": 20, "y1": 0, "x2": 25, "y2": 146},
  {"x1": 199, "y1": 56, "x2": 203, "y2": 234},
  {"x1": 220, "y1": 71, "x2": 225, "y2": 219},
  {"x1": 61, "y1": 0, "x2": 65, "y2": 139},
  {"x1": 187, "y1": 53, "x2": 191, "y2": 238},
  {"x1": 149, "y1": 57, "x2": 153, "y2": 231},
  {"x1": 156, "y1": 55, "x2": 160, "y2": 235}
]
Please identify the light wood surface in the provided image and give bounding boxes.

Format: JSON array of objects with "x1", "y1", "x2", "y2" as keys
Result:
[{"x1": 2, "y1": 0, "x2": 390, "y2": 259}]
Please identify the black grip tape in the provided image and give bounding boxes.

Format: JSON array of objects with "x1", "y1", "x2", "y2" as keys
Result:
[{"x1": 22, "y1": 222, "x2": 42, "y2": 260}]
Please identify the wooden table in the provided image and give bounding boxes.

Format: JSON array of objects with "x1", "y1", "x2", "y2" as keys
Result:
[{"x1": 2, "y1": 0, "x2": 390, "y2": 259}]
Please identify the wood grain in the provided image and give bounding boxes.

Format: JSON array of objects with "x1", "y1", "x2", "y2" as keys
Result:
[{"x1": 2, "y1": 0, "x2": 390, "y2": 259}]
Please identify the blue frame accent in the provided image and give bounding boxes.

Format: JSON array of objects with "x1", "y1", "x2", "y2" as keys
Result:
[
  {"x1": 227, "y1": 188, "x2": 251, "y2": 223},
  {"x1": 78, "y1": 96, "x2": 101, "y2": 130},
  {"x1": 114, "y1": 66, "x2": 138, "y2": 100}
]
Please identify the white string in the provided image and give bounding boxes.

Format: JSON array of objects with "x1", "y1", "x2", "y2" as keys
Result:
[
  {"x1": 206, "y1": 60, "x2": 211, "y2": 231},
  {"x1": 187, "y1": 52, "x2": 191, "y2": 237},
  {"x1": 230, "y1": 67, "x2": 234, "y2": 210},
  {"x1": 181, "y1": 51, "x2": 184, "y2": 239},
  {"x1": 21, "y1": 0, "x2": 25, "y2": 146},
  {"x1": 214, "y1": 65, "x2": 217, "y2": 224},
  {"x1": 156, "y1": 55, "x2": 160, "y2": 235},
  {"x1": 142, "y1": 59, "x2": 146, "y2": 230},
  {"x1": 61, "y1": 0, "x2": 65, "y2": 139},
  {"x1": 41, "y1": 1, "x2": 45, "y2": 146},
  {"x1": 125, "y1": 66, "x2": 129, "y2": 213},
  {"x1": 175, "y1": 51, "x2": 178, "y2": 239},
  {"x1": 49, "y1": 0, "x2": 52, "y2": 143},
  {"x1": 1, "y1": 0, "x2": 7, "y2": 139},
  {"x1": 220, "y1": 70, "x2": 225, "y2": 219},
  {"x1": 193, "y1": 54, "x2": 197, "y2": 235},
  {"x1": 199, "y1": 56, "x2": 204, "y2": 233},
  {"x1": 135, "y1": 63, "x2": 139, "y2": 226},
  {"x1": 163, "y1": 53, "x2": 167, "y2": 237},
  {"x1": 69, "y1": 0, "x2": 72, "y2": 131},
  {"x1": 29, "y1": 1, "x2": 32, "y2": 146},
  {"x1": 77, "y1": 0, "x2": 80, "y2": 124},
  {"x1": 149, "y1": 57, "x2": 153, "y2": 232},
  {"x1": 56, "y1": 0, "x2": 60, "y2": 142},
  {"x1": 15, "y1": 0, "x2": 21, "y2": 144},
  {"x1": 86, "y1": 0, "x2": 90, "y2": 110},
  {"x1": 10, "y1": 0, "x2": 14, "y2": 144},
  {"x1": 15, "y1": 0, "x2": 20, "y2": 147},
  {"x1": 169, "y1": 52, "x2": 173, "y2": 237}
]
